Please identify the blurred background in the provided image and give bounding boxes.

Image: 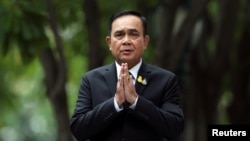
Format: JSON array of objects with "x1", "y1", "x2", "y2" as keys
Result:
[{"x1": 0, "y1": 0, "x2": 249, "y2": 141}]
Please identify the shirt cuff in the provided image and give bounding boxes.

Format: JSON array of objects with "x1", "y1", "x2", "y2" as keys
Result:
[
  {"x1": 114, "y1": 97, "x2": 123, "y2": 112},
  {"x1": 129, "y1": 96, "x2": 138, "y2": 110}
]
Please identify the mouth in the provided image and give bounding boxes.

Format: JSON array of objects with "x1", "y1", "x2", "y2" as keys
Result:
[{"x1": 120, "y1": 49, "x2": 133, "y2": 55}]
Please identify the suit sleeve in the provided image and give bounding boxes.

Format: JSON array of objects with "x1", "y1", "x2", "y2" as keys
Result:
[
  {"x1": 132, "y1": 74, "x2": 184, "y2": 139},
  {"x1": 70, "y1": 75, "x2": 120, "y2": 141}
]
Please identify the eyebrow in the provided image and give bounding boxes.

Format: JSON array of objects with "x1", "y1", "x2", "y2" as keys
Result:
[{"x1": 114, "y1": 28, "x2": 139, "y2": 33}]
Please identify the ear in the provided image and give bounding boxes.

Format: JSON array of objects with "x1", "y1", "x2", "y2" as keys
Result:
[
  {"x1": 106, "y1": 36, "x2": 111, "y2": 49},
  {"x1": 106, "y1": 36, "x2": 111, "y2": 46},
  {"x1": 143, "y1": 35, "x2": 150, "y2": 50}
]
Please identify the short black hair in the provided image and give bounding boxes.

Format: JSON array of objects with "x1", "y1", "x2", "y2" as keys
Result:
[{"x1": 107, "y1": 10, "x2": 147, "y2": 36}]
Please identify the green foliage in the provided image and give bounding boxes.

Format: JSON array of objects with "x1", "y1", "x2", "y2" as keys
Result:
[
  {"x1": 0, "y1": 64, "x2": 16, "y2": 120},
  {"x1": 61, "y1": 22, "x2": 89, "y2": 56},
  {"x1": 207, "y1": 0, "x2": 219, "y2": 22},
  {"x1": 99, "y1": 0, "x2": 137, "y2": 14},
  {"x1": 54, "y1": 0, "x2": 83, "y2": 27},
  {"x1": 0, "y1": 0, "x2": 48, "y2": 64},
  {"x1": 0, "y1": 53, "x2": 57, "y2": 141}
]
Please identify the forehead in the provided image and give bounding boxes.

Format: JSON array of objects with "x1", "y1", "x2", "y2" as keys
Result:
[{"x1": 112, "y1": 15, "x2": 143, "y2": 32}]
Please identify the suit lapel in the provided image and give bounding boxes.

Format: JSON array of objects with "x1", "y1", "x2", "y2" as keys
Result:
[
  {"x1": 135, "y1": 61, "x2": 151, "y2": 96},
  {"x1": 104, "y1": 63, "x2": 117, "y2": 96}
]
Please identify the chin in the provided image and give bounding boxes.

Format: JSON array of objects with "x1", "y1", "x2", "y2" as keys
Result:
[{"x1": 120, "y1": 59, "x2": 131, "y2": 63}]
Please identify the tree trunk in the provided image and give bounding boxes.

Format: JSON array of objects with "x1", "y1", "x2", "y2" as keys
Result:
[
  {"x1": 228, "y1": 14, "x2": 250, "y2": 124},
  {"x1": 39, "y1": 48, "x2": 73, "y2": 141},
  {"x1": 168, "y1": 0, "x2": 209, "y2": 72},
  {"x1": 42, "y1": 0, "x2": 74, "y2": 141},
  {"x1": 153, "y1": 0, "x2": 209, "y2": 72},
  {"x1": 187, "y1": 0, "x2": 240, "y2": 141},
  {"x1": 83, "y1": 0, "x2": 107, "y2": 70},
  {"x1": 154, "y1": 0, "x2": 181, "y2": 70}
]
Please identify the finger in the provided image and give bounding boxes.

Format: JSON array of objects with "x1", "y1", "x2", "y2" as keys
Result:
[
  {"x1": 116, "y1": 77, "x2": 122, "y2": 93},
  {"x1": 123, "y1": 63, "x2": 131, "y2": 80},
  {"x1": 115, "y1": 76, "x2": 126, "y2": 105},
  {"x1": 126, "y1": 75, "x2": 133, "y2": 83},
  {"x1": 121, "y1": 75, "x2": 125, "y2": 86},
  {"x1": 121, "y1": 63, "x2": 127, "y2": 75},
  {"x1": 120, "y1": 64, "x2": 124, "y2": 75},
  {"x1": 123, "y1": 63, "x2": 128, "y2": 73},
  {"x1": 124, "y1": 81, "x2": 137, "y2": 104}
]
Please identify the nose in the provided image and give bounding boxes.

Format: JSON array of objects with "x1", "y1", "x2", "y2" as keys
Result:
[{"x1": 122, "y1": 34, "x2": 131, "y2": 45}]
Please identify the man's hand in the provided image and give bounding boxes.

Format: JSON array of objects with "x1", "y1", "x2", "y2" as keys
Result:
[
  {"x1": 123, "y1": 63, "x2": 137, "y2": 104},
  {"x1": 115, "y1": 72, "x2": 125, "y2": 107},
  {"x1": 115, "y1": 63, "x2": 138, "y2": 107}
]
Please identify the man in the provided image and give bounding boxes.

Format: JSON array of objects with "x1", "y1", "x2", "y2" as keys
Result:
[{"x1": 70, "y1": 10, "x2": 184, "y2": 141}]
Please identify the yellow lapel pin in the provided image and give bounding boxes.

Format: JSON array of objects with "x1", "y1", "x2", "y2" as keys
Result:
[{"x1": 137, "y1": 75, "x2": 147, "y2": 85}]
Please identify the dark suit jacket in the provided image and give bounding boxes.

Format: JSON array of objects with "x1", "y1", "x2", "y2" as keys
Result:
[{"x1": 70, "y1": 61, "x2": 184, "y2": 141}]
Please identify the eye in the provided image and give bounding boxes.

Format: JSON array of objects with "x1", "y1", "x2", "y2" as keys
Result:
[
  {"x1": 130, "y1": 31, "x2": 139, "y2": 39},
  {"x1": 114, "y1": 32, "x2": 124, "y2": 39}
]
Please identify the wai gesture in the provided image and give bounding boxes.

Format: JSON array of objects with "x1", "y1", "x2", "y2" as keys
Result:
[{"x1": 115, "y1": 63, "x2": 138, "y2": 108}]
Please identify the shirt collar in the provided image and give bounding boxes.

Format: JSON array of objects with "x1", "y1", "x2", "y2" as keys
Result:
[{"x1": 115, "y1": 59, "x2": 142, "y2": 80}]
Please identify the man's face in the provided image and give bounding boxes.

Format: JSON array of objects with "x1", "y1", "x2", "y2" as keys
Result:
[{"x1": 106, "y1": 15, "x2": 149, "y2": 69}]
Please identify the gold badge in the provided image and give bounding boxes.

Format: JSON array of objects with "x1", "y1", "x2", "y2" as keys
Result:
[{"x1": 137, "y1": 75, "x2": 147, "y2": 85}]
